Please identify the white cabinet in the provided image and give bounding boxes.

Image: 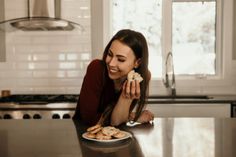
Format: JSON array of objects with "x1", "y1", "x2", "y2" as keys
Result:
[{"x1": 146, "y1": 103, "x2": 231, "y2": 118}]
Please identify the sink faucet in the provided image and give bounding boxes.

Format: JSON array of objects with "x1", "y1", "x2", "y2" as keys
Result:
[{"x1": 163, "y1": 52, "x2": 176, "y2": 97}]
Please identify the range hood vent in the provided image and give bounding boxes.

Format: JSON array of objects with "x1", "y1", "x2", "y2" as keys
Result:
[{"x1": 0, "y1": 0, "x2": 83, "y2": 32}]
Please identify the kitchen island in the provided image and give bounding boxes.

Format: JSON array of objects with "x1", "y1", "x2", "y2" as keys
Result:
[{"x1": 0, "y1": 118, "x2": 235, "y2": 157}]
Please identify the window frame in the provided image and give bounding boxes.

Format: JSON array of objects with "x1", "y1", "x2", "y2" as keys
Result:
[
  {"x1": 92, "y1": 0, "x2": 234, "y2": 95},
  {"x1": 163, "y1": 0, "x2": 222, "y2": 79}
]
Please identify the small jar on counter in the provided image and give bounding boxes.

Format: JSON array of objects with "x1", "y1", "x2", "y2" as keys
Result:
[{"x1": 1, "y1": 90, "x2": 11, "y2": 97}]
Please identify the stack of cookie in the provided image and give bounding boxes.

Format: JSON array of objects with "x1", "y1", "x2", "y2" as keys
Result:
[{"x1": 85, "y1": 125, "x2": 126, "y2": 140}]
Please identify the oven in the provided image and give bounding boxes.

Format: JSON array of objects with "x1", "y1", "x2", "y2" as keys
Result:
[
  {"x1": 0, "y1": 103, "x2": 76, "y2": 119},
  {"x1": 0, "y1": 95, "x2": 78, "y2": 120}
]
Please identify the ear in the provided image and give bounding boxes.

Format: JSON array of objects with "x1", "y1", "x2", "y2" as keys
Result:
[{"x1": 134, "y1": 58, "x2": 141, "y2": 68}]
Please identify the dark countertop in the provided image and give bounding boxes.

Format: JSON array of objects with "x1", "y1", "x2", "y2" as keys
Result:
[
  {"x1": 148, "y1": 95, "x2": 236, "y2": 104},
  {"x1": 0, "y1": 118, "x2": 235, "y2": 157},
  {"x1": 1, "y1": 94, "x2": 236, "y2": 104}
]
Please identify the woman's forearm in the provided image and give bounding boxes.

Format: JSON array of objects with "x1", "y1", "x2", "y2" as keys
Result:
[{"x1": 110, "y1": 97, "x2": 133, "y2": 126}]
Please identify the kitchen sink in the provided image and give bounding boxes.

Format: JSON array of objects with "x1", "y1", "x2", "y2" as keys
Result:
[{"x1": 148, "y1": 95, "x2": 213, "y2": 100}]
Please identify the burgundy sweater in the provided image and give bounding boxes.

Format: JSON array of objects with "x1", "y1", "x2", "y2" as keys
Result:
[{"x1": 73, "y1": 59, "x2": 120, "y2": 125}]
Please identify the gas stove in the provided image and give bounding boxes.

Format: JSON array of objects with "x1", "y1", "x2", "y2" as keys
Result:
[{"x1": 0, "y1": 95, "x2": 78, "y2": 119}]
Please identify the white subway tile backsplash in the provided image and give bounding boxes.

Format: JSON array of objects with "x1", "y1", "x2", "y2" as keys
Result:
[
  {"x1": 0, "y1": 63, "x2": 15, "y2": 70},
  {"x1": 54, "y1": 71, "x2": 67, "y2": 78},
  {"x1": 48, "y1": 44, "x2": 81, "y2": 53},
  {"x1": 8, "y1": 36, "x2": 31, "y2": 44},
  {"x1": 59, "y1": 62, "x2": 77, "y2": 69},
  {"x1": 32, "y1": 36, "x2": 67, "y2": 44},
  {"x1": 13, "y1": 54, "x2": 32, "y2": 61},
  {"x1": 66, "y1": 87, "x2": 81, "y2": 94},
  {"x1": 1, "y1": 0, "x2": 91, "y2": 94},
  {"x1": 32, "y1": 54, "x2": 49, "y2": 61},
  {"x1": 67, "y1": 70, "x2": 83, "y2": 78},
  {"x1": 17, "y1": 78, "x2": 49, "y2": 86},
  {"x1": 0, "y1": 71, "x2": 15, "y2": 78},
  {"x1": 67, "y1": 35, "x2": 91, "y2": 44},
  {"x1": 15, "y1": 71, "x2": 33, "y2": 78},
  {"x1": 32, "y1": 87, "x2": 67, "y2": 94},
  {"x1": 32, "y1": 70, "x2": 67, "y2": 78},
  {"x1": 66, "y1": 54, "x2": 78, "y2": 60},
  {"x1": 0, "y1": 78, "x2": 17, "y2": 86},
  {"x1": 58, "y1": 54, "x2": 66, "y2": 61},
  {"x1": 33, "y1": 71, "x2": 50, "y2": 78},
  {"x1": 13, "y1": 44, "x2": 49, "y2": 53},
  {"x1": 81, "y1": 53, "x2": 90, "y2": 60},
  {"x1": 48, "y1": 78, "x2": 83, "y2": 86}
]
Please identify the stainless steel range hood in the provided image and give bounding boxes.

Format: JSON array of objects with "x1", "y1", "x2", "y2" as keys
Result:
[{"x1": 0, "y1": 0, "x2": 83, "y2": 31}]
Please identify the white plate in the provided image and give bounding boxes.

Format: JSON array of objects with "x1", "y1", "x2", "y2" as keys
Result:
[{"x1": 82, "y1": 131, "x2": 132, "y2": 143}]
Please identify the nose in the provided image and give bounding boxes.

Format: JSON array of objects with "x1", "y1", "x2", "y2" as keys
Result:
[{"x1": 108, "y1": 57, "x2": 117, "y2": 66}]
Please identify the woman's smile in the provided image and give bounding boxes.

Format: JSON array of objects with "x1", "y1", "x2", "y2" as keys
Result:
[
  {"x1": 108, "y1": 67, "x2": 119, "y2": 73},
  {"x1": 107, "y1": 66, "x2": 120, "y2": 78}
]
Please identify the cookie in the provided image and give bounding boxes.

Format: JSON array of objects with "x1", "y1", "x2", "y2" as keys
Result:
[
  {"x1": 133, "y1": 72, "x2": 143, "y2": 82},
  {"x1": 87, "y1": 124, "x2": 101, "y2": 132},
  {"x1": 85, "y1": 132, "x2": 96, "y2": 139},
  {"x1": 113, "y1": 131, "x2": 126, "y2": 139},
  {"x1": 90, "y1": 126, "x2": 102, "y2": 134},
  {"x1": 127, "y1": 70, "x2": 143, "y2": 83},
  {"x1": 102, "y1": 126, "x2": 120, "y2": 136},
  {"x1": 96, "y1": 131, "x2": 112, "y2": 140},
  {"x1": 127, "y1": 70, "x2": 135, "y2": 81}
]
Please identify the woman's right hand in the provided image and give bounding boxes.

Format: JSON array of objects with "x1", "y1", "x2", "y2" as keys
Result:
[{"x1": 122, "y1": 80, "x2": 141, "y2": 100}]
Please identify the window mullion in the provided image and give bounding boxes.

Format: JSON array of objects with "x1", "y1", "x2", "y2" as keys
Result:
[{"x1": 162, "y1": 0, "x2": 173, "y2": 76}]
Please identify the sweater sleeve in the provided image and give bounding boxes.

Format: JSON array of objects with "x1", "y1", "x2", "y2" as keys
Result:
[{"x1": 77, "y1": 59, "x2": 105, "y2": 125}]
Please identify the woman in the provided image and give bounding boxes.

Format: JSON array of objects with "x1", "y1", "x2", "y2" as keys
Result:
[{"x1": 73, "y1": 29, "x2": 154, "y2": 126}]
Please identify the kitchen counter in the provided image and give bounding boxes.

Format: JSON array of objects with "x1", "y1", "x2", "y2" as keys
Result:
[
  {"x1": 1, "y1": 94, "x2": 236, "y2": 104},
  {"x1": 148, "y1": 95, "x2": 236, "y2": 104},
  {"x1": 0, "y1": 118, "x2": 235, "y2": 157},
  {"x1": 1, "y1": 94, "x2": 236, "y2": 119}
]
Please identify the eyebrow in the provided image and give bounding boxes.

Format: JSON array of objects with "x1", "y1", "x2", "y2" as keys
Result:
[{"x1": 109, "y1": 49, "x2": 127, "y2": 59}]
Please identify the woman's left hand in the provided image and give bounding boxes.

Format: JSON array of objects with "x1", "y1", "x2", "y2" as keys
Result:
[
  {"x1": 137, "y1": 110, "x2": 154, "y2": 123},
  {"x1": 122, "y1": 80, "x2": 140, "y2": 99}
]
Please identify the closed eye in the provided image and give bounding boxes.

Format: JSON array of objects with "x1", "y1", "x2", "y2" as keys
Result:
[
  {"x1": 118, "y1": 58, "x2": 125, "y2": 62},
  {"x1": 108, "y1": 49, "x2": 127, "y2": 62}
]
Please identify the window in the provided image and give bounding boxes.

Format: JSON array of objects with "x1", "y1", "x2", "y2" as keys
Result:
[
  {"x1": 111, "y1": 0, "x2": 219, "y2": 78},
  {"x1": 92, "y1": 0, "x2": 234, "y2": 94}
]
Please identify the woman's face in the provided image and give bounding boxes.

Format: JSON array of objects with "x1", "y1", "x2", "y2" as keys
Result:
[{"x1": 105, "y1": 40, "x2": 140, "y2": 80}]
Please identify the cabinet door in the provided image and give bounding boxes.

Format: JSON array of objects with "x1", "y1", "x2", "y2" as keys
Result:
[{"x1": 147, "y1": 103, "x2": 231, "y2": 117}]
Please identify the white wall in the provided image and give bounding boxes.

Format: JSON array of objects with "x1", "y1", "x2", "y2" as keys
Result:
[{"x1": 0, "y1": 0, "x2": 91, "y2": 94}]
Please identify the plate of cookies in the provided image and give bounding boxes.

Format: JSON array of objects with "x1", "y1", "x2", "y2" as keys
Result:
[{"x1": 82, "y1": 124, "x2": 132, "y2": 142}]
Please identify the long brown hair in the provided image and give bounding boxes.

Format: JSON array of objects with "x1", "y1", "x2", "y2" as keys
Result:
[{"x1": 102, "y1": 29, "x2": 150, "y2": 122}]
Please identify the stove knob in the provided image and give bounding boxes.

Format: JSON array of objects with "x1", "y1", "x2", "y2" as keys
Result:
[
  {"x1": 3, "y1": 114, "x2": 12, "y2": 119},
  {"x1": 33, "y1": 114, "x2": 42, "y2": 119},
  {"x1": 63, "y1": 114, "x2": 71, "y2": 119},
  {"x1": 23, "y1": 114, "x2": 31, "y2": 119},
  {"x1": 52, "y1": 114, "x2": 60, "y2": 119}
]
